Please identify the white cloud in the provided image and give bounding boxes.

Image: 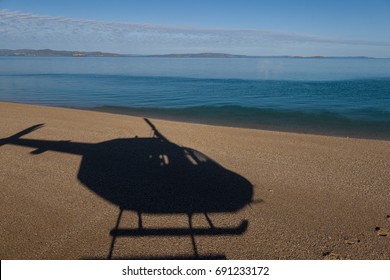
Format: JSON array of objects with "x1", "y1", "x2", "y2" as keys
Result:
[{"x1": 1, "y1": 9, "x2": 390, "y2": 56}]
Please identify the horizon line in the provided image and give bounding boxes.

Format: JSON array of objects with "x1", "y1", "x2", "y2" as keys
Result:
[{"x1": 0, "y1": 48, "x2": 387, "y2": 59}]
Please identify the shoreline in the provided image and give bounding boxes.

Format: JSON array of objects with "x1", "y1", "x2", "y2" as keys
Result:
[
  {"x1": 86, "y1": 105, "x2": 390, "y2": 142},
  {"x1": 4, "y1": 100, "x2": 390, "y2": 141},
  {"x1": 1, "y1": 101, "x2": 390, "y2": 259}
]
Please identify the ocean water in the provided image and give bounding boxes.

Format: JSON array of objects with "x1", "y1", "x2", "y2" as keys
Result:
[{"x1": 0, "y1": 57, "x2": 390, "y2": 139}]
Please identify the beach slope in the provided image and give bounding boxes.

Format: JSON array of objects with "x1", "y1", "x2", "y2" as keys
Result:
[{"x1": 0, "y1": 101, "x2": 389, "y2": 259}]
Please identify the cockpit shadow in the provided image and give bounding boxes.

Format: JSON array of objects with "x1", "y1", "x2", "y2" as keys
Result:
[{"x1": 1, "y1": 118, "x2": 255, "y2": 259}]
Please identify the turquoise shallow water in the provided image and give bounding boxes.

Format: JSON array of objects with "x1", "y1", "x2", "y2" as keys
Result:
[{"x1": 0, "y1": 57, "x2": 390, "y2": 139}]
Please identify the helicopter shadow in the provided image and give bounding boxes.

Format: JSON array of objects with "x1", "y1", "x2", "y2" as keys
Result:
[{"x1": 1, "y1": 118, "x2": 256, "y2": 259}]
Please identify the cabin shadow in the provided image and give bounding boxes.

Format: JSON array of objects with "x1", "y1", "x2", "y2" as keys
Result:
[{"x1": 1, "y1": 119, "x2": 255, "y2": 259}]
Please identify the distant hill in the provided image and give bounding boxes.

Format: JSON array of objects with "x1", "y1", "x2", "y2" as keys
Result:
[
  {"x1": 0, "y1": 49, "x2": 261, "y2": 58},
  {"x1": 144, "y1": 53, "x2": 259, "y2": 58},
  {"x1": 0, "y1": 49, "x2": 376, "y2": 59},
  {"x1": 0, "y1": 49, "x2": 123, "y2": 57},
  {"x1": 139, "y1": 53, "x2": 375, "y2": 59}
]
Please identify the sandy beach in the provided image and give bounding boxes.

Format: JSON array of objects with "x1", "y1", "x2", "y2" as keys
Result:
[{"x1": 0, "y1": 101, "x2": 389, "y2": 259}]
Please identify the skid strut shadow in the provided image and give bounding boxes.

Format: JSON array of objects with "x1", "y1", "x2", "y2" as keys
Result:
[{"x1": 1, "y1": 119, "x2": 255, "y2": 259}]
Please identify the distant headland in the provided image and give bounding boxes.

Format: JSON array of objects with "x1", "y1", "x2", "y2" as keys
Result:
[
  {"x1": 0, "y1": 49, "x2": 376, "y2": 59},
  {"x1": 0, "y1": 49, "x2": 122, "y2": 57}
]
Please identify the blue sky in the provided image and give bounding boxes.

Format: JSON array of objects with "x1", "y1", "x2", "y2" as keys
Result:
[{"x1": 1, "y1": 0, "x2": 390, "y2": 56}]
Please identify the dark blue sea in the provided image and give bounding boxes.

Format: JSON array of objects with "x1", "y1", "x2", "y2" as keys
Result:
[{"x1": 1, "y1": 56, "x2": 390, "y2": 139}]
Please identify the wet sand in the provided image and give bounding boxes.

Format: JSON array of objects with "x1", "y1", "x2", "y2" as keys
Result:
[{"x1": 0, "y1": 101, "x2": 389, "y2": 259}]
